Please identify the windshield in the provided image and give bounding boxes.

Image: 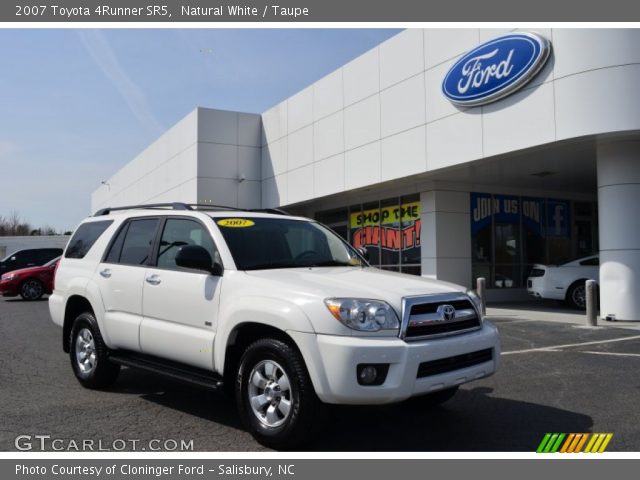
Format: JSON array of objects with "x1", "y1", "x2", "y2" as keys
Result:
[{"x1": 214, "y1": 217, "x2": 364, "y2": 270}]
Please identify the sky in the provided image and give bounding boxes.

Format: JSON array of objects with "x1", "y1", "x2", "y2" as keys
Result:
[{"x1": 0, "y1": 28, "x2": 401, "y2": 232}]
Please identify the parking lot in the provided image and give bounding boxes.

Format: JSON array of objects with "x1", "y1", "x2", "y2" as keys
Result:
[{"x1": 1, "y1": 297, "x2": 639, "y2": 452}]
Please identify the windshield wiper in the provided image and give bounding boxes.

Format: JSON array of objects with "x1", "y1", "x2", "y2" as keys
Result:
[{"x1": 306, "y1": 260, "x2": 355, "y2": 267}]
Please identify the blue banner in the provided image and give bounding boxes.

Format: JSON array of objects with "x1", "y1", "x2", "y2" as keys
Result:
[{"x1": 471, "y1": 193, "x2": 570, "y2": 238}]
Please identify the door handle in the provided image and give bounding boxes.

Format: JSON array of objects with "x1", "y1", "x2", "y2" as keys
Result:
[
  {"x1": 145, "y1": 274, "x2": 161, "y2": 285},
  {"x1": 99, "y1": 268, "x2": 112, "y2": 278}
]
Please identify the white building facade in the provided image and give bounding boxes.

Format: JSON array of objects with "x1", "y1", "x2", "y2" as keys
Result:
[{"x1": 92, "y1": 28, "x2": 640, "y2": 320}]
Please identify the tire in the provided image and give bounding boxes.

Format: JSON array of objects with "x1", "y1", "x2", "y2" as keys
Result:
[
  {"x1": 566, "y1": 281, "x2": 587, "y2": 310},
  {"x1": 69, "y1": 312, "x2": 120, "y2": 389},
  {"x1": 19, "y1": 279, "x2": 44, "y2": 301},
  {"x1": 409, "y1": 386, "x2": 459, "y2": 407},
  {"x1": 236, "y1": 338, "x2": 323, "y2": 449}
]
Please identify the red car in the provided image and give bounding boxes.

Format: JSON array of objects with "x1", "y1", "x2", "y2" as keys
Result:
[{"x1": 0, "y1": 257, "x2": 59, "y2": 301}]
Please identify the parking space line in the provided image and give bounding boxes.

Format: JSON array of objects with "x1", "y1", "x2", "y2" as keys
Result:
[
  {"x1": 502, "y1": 334, "x2": 640, "y2": 355},
  {"x1": 579, "y1": 350, "x2": 640, "y2": 358}
]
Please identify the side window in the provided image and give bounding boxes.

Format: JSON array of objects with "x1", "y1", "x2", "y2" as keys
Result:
[
  {"x1": 65, "y1": 221, "x2": 114, "y2": 259},
  {"x1": 103, "y1": 223, "x2": 129, "y2": 264},
  {"x1": 157, "y1": 219, "x2": 218, "y2": 270},
  {"x1": 118, "y1": 219, "x2": 159, "y2": 266},
  {"x1": 36, "y1": 249, "x2": 60, "y2": 265},
  {"x1": 21, "y1": 250, "x2": 38, "y2": 265}
]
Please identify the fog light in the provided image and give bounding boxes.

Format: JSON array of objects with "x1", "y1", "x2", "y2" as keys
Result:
[
  {"x1": 359, "y1": 366, "x2": 377, "y2": 384},
  {"x1": 357, "y1": 364, "x2": 389, "y2": 386}
]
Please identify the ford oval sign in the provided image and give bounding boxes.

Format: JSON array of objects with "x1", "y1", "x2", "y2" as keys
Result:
[{"x1": 442, "y1": 32, "x2": 551, "y2": 107}]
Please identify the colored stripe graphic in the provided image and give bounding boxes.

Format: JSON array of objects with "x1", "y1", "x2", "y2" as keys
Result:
[
  {"x1": 536, "y1": 433, "x2": 565, "y2": 453},
  {"x1": 537, "y1": 433, "x2": 613, "y2": 453},
  {"x1": 585, "y1": 433, "x2": 614, "y2": 453},
  {"x1": 559, "y1": 433, "x2": 575, "y2": 453},
  {"x1": 598, "y1": 434, "x2": 613, "y2": 453},
  {"x1": 536, "y1": 433, "x2": 552, "y2": 453}
]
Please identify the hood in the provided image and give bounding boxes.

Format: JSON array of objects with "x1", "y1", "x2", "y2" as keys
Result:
[
  {"x1": 1, "y1": 265, "x2": 52, "y2": 277},
  {"x1": 244, "y1": 266, "x2": 465, "y2": 310}
]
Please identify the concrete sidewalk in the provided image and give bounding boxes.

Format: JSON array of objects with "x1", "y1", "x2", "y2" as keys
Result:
[{"x1": 486, "y1": 300, "x2": 640, "y2": 330}]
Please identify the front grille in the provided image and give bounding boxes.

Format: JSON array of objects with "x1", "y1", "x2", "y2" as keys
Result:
[
  {"x1": 402, "y1": 294, "x2": 481, "y2": 340},
  {"x1": 417, "y1": 348, "x2": 493, "y2": 378},
  {"x1": 406, "y1": 318, "x2": 481, "y2": 338}
]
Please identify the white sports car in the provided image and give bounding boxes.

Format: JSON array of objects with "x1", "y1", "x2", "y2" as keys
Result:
[{"x1": 527, "y1": 255, "x2": 599, "y2": 309}]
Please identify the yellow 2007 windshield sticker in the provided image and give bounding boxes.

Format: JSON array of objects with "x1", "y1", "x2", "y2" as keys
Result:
[{"x1": 217, "y1": 218, "x2": 255, "y2": 228}]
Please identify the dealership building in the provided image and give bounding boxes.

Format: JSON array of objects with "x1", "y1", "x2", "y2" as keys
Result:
[{"x1": 92, "y1": 28, "x2": 640, "y2": 321}]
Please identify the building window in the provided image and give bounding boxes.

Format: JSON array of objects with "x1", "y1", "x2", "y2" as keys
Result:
[
  {"x1": 316, "y1": 194, "x2": 421, "y2": 275},
  {"x1": 471, "y1": 192, "x2": 586, "y2": 289}
]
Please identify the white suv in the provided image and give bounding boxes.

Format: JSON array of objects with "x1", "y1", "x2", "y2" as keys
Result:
[{"x1": 50, "y1": 203, "x2": 500, "y2": 448}]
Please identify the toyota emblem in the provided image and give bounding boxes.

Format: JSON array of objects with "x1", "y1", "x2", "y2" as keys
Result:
[{"x1": 437, "y1": 304, "x2": 456, "y2": 322}]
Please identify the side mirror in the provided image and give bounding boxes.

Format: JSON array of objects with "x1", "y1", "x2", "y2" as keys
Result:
[
  {"x1": 175, "y1": 245, "x2": 223, "y2": 276},
  {"x1": 356, "y1": 247, "x2": 370, "y2": 261}
]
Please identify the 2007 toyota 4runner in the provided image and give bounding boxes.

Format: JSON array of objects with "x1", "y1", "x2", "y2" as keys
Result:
[{"x1": 50, "y1": 203, "x2": 500, "y2": 448}]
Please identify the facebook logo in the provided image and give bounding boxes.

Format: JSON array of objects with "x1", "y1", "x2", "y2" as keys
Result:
[{"x1": 546, "y1": 201, "x2": 570, "y2": 237}]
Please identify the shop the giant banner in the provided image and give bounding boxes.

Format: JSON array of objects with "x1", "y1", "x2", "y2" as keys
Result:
[{"x1": 350, "y1": 202, "x2": 421, "y2": 253}]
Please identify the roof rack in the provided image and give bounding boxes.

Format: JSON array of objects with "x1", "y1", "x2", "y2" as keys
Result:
[
  {"x1": 94, "y1": 203, "x2": 240, "y2": 216},
  {"x1": 93, "y1": 203, "x2": 290, "y2": 216}
]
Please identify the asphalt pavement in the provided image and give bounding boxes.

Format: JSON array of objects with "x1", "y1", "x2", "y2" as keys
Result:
[{"x1": 1, "y1": 297, "x2": 639, "y2": 452}]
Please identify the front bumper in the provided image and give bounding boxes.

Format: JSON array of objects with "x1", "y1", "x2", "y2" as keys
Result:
[
  {"x1": 0, "y1": 280, "x2": 19, "y2": 297},
  {"x1": 289, "y1": 321, "x2": 500, "y2": 405}
]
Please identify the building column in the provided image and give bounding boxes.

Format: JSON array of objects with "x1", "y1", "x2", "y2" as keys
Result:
[
  {"x1": 597, "y1": 140, "x2": 640, "y2": 321},
  {"x1": 420, "y1": 190, "x2": 472, "y2": 288}
]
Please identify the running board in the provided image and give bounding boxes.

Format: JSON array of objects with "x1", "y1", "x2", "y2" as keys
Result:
[{"x1": 108, "y1": 351, "x2": 223, "y2": 391}]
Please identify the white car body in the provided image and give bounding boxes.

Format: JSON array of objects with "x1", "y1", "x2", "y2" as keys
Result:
[
  {"x1": 527, "y1": 255, "x2": 599, "y2": 307},
  {"x1": 50, "y1": 209, "x2": 499, "y2": 407}
]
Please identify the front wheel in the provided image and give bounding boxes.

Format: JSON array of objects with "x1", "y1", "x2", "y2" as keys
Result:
[
  {"x1": 70, "y1": 312, "x2": 120, "y2": 389},
  {"x1": 236, "y1": 338, "x2": 323, "y2": 449},
  {"x1": 20, "y1": 279, "x2": 44, "y2": 300}
]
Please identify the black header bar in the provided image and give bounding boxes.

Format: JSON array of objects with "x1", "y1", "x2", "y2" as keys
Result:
[{"x1": 3, "y1": 0, "x2": 640, "y2": 22}]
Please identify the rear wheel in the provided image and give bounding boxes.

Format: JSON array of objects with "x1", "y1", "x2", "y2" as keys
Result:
[
  {"x1": 69, "y1": 312, "x2": 120, "y2": 389},
  {"x1": 19, "y1": 279, "x2": 44, "y2": 300},
  {"x1": 566, "y1": 281, "x2": 587, "y2": 310},
  {"x1": 236, "y1": 338, "x2": 323, "y2": 449}
]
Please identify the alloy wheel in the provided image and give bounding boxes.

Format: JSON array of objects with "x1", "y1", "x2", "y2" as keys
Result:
[
  {"x1": 247, "y1": 359, "x2": 292, "y2": 428},
  {"x1": 75, "y1": 328, "x2": 97, "y2": 375},
  {"x1": 21, "y1": 280, "x2": 43, "y2": 300}
]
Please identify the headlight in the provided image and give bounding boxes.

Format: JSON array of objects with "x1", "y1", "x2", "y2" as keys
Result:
[
  {"x1": 466, "y1": 289, "x2": 484, "y2": 319},
  {"x1": 1, "y1": 274, "x2": 15, "y2": 281},
  {"x1": 324, "y1": 298, "x2": 400, "y2": 332}
]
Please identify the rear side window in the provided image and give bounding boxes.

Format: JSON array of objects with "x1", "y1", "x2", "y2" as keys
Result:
[
  {"x1": 118, "y1": 219, "x2": 159, "y2": 266},
  {"x1": 65, "y1": 221, "x2": 113, "y2": 259}
]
